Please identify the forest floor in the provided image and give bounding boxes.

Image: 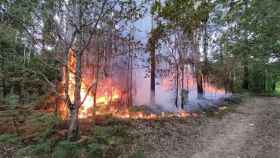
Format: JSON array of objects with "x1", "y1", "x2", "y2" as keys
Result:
[
  {"x1": 128, "y1": 96, "x2": 280, "y2": 158},
  {"x1": 0, "y1": 96, "x2": 280, "y2": 158}
]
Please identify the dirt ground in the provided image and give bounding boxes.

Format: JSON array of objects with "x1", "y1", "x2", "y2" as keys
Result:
[{"x1": 130, "y1": 96, "x2": 280, "y2": 158}]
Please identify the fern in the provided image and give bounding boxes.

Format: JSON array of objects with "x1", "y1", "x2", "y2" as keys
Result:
[
  {"x1": 0, "y1": 134, "x2": 20, "y2": 144},
  {"x1": 52, "y1": 140, "x2": 81, "y2": 158}
]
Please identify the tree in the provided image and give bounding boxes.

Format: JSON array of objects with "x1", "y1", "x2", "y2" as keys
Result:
[
  {"x1": 1, "y1": 0, "x2": 145, "y2": 140},
  {"x1": 219, "y1": 0, "x2": 280, "y2": 92},
  {"x1": 155, "y1": 0, "x2": 215, "y2": 97}
]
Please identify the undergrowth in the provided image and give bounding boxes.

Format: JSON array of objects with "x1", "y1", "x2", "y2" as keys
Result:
[{"x1": 0, "y1": 111, "x2": 135, "y2": 158}]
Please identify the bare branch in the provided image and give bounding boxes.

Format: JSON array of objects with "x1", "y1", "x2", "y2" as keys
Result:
[
  {"x1": 80, "y1": 0, "x2": 110, "y2": 54},
  {"x1": 78, "y1": 80, "x2": 97, "y2": 108}
]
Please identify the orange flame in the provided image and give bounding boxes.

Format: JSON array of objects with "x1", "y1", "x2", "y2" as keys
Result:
[
  {"x1": 57, "y1": 49, "x2": 197, "y2": 120},
  {"x1": 59, "y1": 49, "x2": 122, "y2": 119}
]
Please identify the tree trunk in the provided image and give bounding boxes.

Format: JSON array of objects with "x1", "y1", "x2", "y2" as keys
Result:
[
  {"x1": 190, "y1": 31, "x2": 204, "y2": 96},
  {"x1": 242, "y1": 0, "x2": 249, "y2": 90},
  {"x1": 175, "y1": 64, "x2": 179, "y2": 108},
  {"x1": 242, "y1": 62, "x2": 249, "y2": 90},
  {"x1": 67, "y1": 104, "x2": 79, "y2": 140},
  {"x1": 127, "y1": 39, "x2": 133, "y2": 106},
  {"x1": 180, "y1": 66, "x2": 184, "y2": 109},
  {"x1": 1, "y1": 57, "x2": 7, "y2": 98},
  {"x1": 196, "y1": 71, "x2": 204, "y2": 96},
  {"x1": 68, "y1": 50, "x2": 81, "y2": 140},
  {"x1": 150, "y1": 47, "x2": 156, "y2": 105},
  {"x1": 93, "y1": 47, "x2": 101, "y2": 117},
  {"x1": 202, "y1": 21, "x2": 209, "y2": 81}
]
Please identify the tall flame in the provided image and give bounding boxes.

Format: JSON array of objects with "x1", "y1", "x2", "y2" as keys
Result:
[{"x1": 60, "y1": 49, "x2": 121, "y2": 119}]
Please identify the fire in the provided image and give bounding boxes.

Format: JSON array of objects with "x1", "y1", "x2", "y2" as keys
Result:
[
  {"x1": 57, "y1": 49, "x2": 197, "y2": 120},
  {"x1": 59, "y1": 49, "x2": 122, "y2": 119},
  {"x1": 79, "y1": 86, "x2": 121, "y2": 119}
]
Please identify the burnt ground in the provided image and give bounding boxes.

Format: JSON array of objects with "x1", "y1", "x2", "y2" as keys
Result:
[{"x1": 125, "y1": 96, "x2": 280, "y2": 158}]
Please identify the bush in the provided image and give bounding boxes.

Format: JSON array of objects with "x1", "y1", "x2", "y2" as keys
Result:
[
  {"x1": 52, "y1": 141, "x2": 81, "y2": 158},
  {"x1": 4, "y1": 93, "x2": 19, "y2": 106},
  {"x1": 87, "y1": 143, "x2": 106, "y2": 158},
  {"x1": 0, "y1": 134, "x2": 20, "y2": 144},
  {"x1": 129, "y1": 150, "x2": 145, "y2": 158}
]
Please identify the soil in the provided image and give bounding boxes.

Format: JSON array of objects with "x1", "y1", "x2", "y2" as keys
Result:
[{"x1": 128, "y1": 96, "x2": 280, "y2": 158}]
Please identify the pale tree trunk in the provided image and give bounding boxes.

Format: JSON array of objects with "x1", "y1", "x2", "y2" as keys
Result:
[
  {"x1": 67, "y1": 0, "x2": 82, "y2": 140},
  {"x1": 68, "y1": 50, "x2": 82, "y2": 140},
  {"x1": 68, "y1": 103, "x2": 79, "y2": 140}
]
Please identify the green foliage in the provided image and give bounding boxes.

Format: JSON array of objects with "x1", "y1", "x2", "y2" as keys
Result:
[
  {"x1": 275, "y1": 82, "x2": 280, "y2": 94},
  {"x1": 4, "y1": 93, "x2": 19, "y2": 106},
  {"x1": 28, "y1": 113, "x2": 61, "y2": 141},
  {"x1": 129, "y1": 149, "x2": 145, "y2": 158},
  {"x1": 92, "y1": 125, "x2": 129, "y2": 145},
  {"x1": 17, "y1": 141, "x2": 52, "y2": 158},
  {"x1": 147, "y1": 23, "x2": 167, "y2": 52},
  {"x1": 86, "y1": 124, "x2": 132, "y2": 157},
  {"x1": 216, "y1": 0, "x2": 280, "y2": 93},
  {"x1": 0, "y1": 0, "x2": 59, "y2": 104},
  {"x1": 0, "y1": 134, "x2": 20, "y2": 144},
  {"x1": 87, "y1": 143, "x2": 106, "y2": 158},
  {"x1": 158, "y1": 0, "x2": 214, "y2": 33},
  {"x1": 53, "y1": 141, "x2": 81, "y2": 158}
]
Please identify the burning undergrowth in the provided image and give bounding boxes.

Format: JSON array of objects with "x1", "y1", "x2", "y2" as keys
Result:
[
  {"x1": 53, "y1": 49, "x2": 198, "y2": 122},
  {"x1": 51, "y1": 32, "x2": 230, "y2": 123}
]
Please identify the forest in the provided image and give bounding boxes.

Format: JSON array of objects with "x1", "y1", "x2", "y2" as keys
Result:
[{"x1": 0, "y1": 0, "x2": 280, "y2": 157}]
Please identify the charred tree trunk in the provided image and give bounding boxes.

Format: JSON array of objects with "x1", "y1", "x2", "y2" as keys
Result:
[
  {"x1": 129, "y1": 46, "x2": 133, "y2": 106},
  {"x1": 180, "y1": 65, "x2": 184, "y2": 109},
  {"x1": 242, "y1": 0, "x2": 249, "y2": 90},
  {"x1": 175, "y1": 64, "x2": 179, "y2": 108},
  {"x1": 190, "y1": 31, "x2": 204, "y2": 96},
  {"x1": 150, "y1": 47, "x2": 156, "y2": 106},
  {"x1": 242, "y1": 60, "x2": 249, "y2": 90},
  {"x1": 202, "y1": 21, "x2": 209, "y2": 82},
  {"x1": 127, "y1": 38, "x2": 133, "y2": 106},
  {"x1": 196, "y1": 71, "x2": 204, "y2": 96}
]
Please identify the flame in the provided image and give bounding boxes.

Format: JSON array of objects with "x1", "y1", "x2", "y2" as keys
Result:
[
  {"x1": 59, "y1": 49, "x2": 122, "y2": 119},
  {"x1": 57, "y1": 49, "x2": 198, "y2": 120}
]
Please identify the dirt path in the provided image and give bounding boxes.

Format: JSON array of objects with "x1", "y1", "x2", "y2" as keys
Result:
[
  {"x1": 191, "y1": 97, "x2": 280, "y2": 158},
  {"x1": 133, "y1": 97, "x2": 280, "y2": 158}
]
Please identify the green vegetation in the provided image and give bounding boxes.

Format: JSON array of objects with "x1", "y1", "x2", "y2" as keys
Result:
[
  {"x1": 0, "y1": 0, "x2": 280, "y2": 157},
  {"x1": 0, "y1": 111, "x2": 135, "y2": 158}
]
